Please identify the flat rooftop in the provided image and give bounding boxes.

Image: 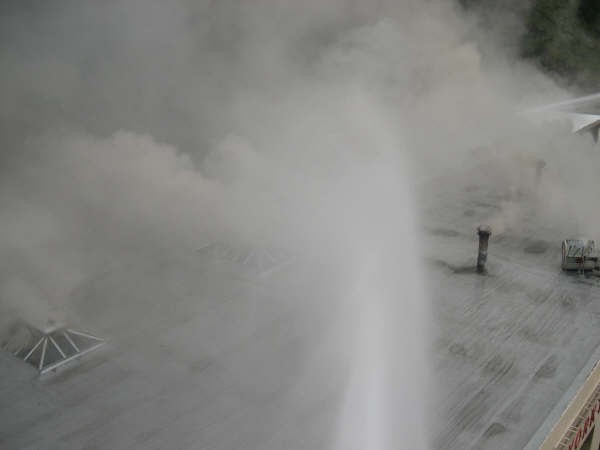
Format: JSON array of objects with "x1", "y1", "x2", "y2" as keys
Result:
[{"x1": 1, "y1": 156, "x2": 600, "y2": 450}]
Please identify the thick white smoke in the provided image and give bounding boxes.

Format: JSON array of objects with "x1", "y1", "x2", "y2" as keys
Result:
[{"x1": 1, "y1": 1, "x2": 597, "y2": 449}]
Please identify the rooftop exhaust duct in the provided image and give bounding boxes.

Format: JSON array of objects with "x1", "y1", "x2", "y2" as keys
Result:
[{"x1": 477, "y1": 225, "x2": 492, "y2": 274}]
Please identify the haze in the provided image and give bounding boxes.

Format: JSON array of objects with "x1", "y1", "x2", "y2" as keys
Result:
[{"x1": 1, "y1": 1, "x2": 598, "y2": 449}]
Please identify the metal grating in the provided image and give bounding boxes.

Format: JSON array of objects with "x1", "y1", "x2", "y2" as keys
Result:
[{"x1": 198, "y1": 243, "x2": 293, "y2": 277}]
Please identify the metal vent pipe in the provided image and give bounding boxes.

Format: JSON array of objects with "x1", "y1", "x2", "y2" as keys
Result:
[{"x1": 477, "y1": 225, "x2": 492, "y2": 273}]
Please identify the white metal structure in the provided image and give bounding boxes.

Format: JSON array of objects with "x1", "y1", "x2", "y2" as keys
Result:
[
  {"x1": 8, "y1": 322, "x2": 105, "y2": 375},
  {"x1": 568, "y1": 113, "x2": 600, "y2": 135},
  {"x1": 523, "y1": 92, "x2": 600, "y2": 142}
]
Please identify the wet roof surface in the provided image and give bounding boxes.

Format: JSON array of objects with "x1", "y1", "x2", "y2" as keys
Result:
[
  {"x1": 425, "y1": 162, "x2": 600, "y2": 450},
  {"x1": 2, "y1": 162, "x2": 600, "y2": 450}
]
